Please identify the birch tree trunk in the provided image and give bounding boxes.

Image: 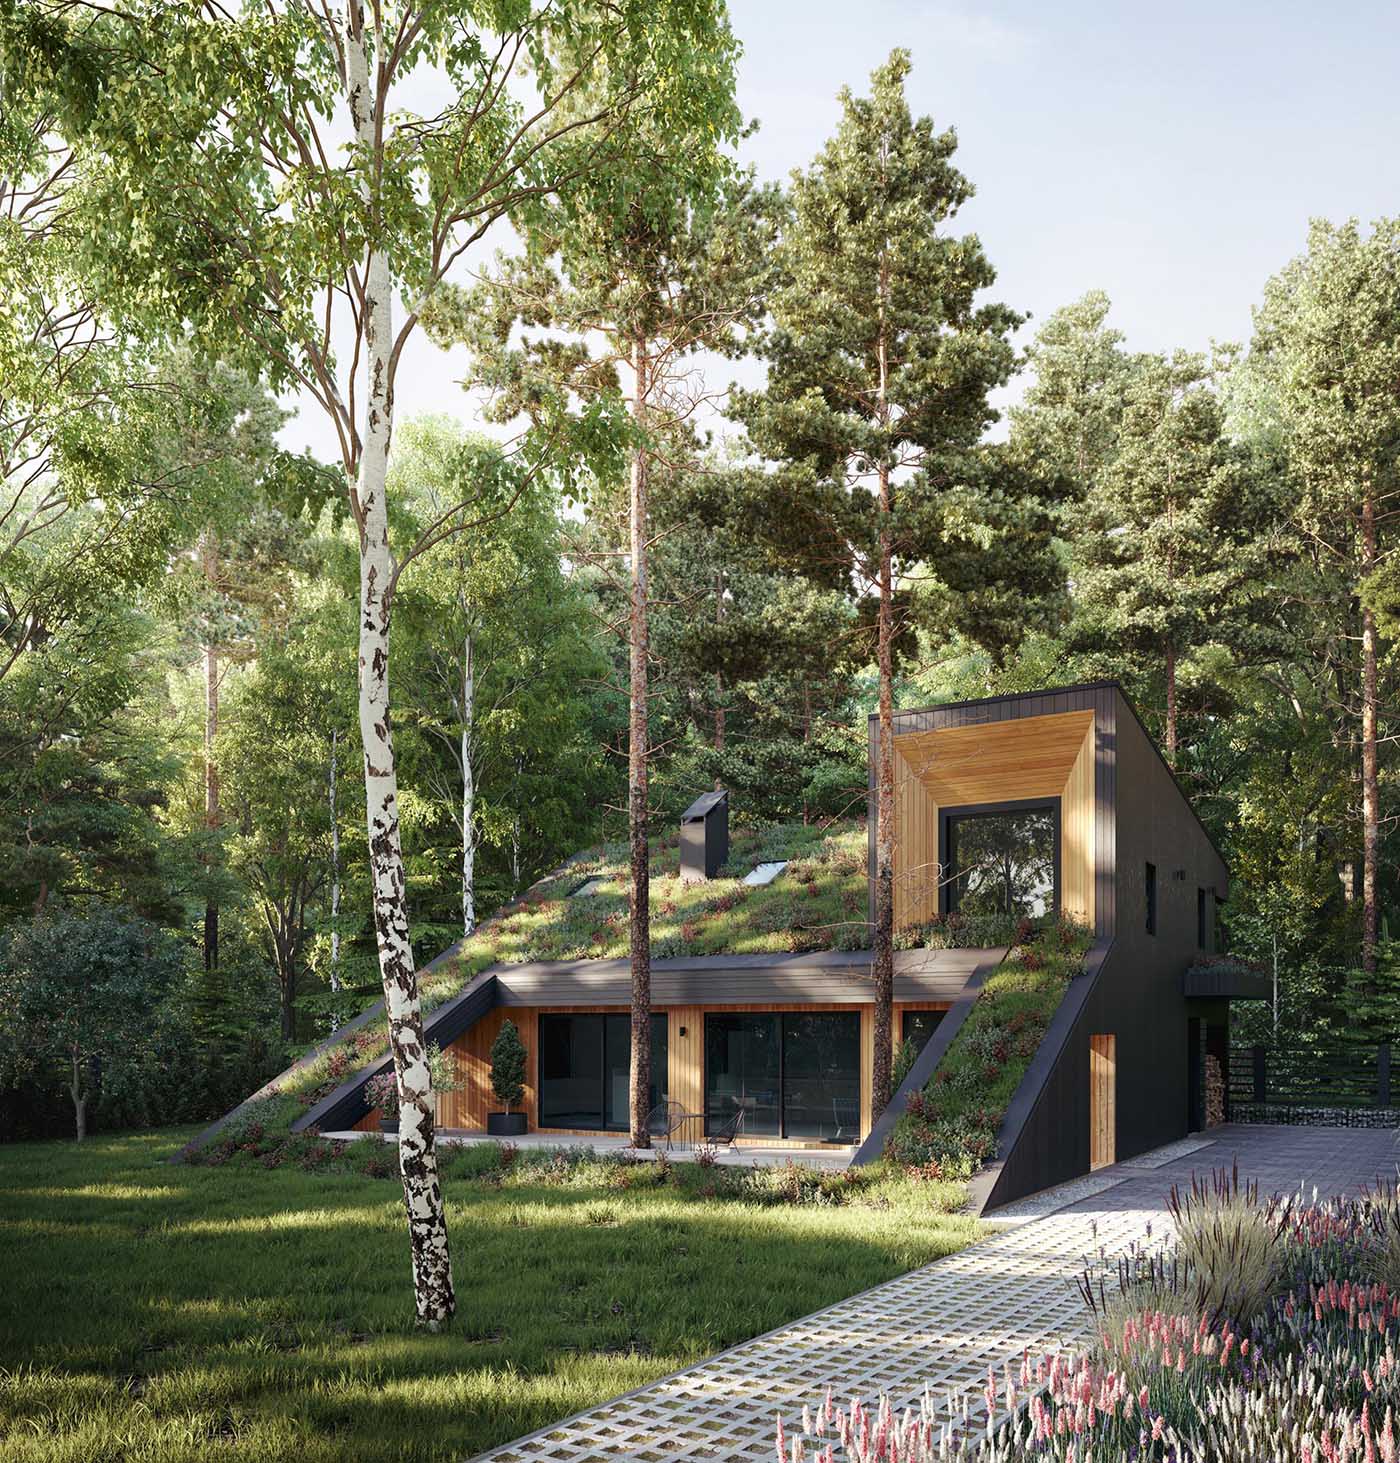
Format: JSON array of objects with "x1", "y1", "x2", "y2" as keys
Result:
[
  {"x1": 201, "y1": 531, "x2": 220, "y2": 973},
  {"x1": 461, "y1": 629, "x2": 476, "y2": 937},
  {"x1": 1361, "y1": 493, "x2": 1379, "y2": 976},
  {"x1": 346, "y1": 17, "x2": 454, "y2": 1330},
  {"x1": 70, "y1": 1051, "x2": 86, "y2": 1143},
  {"x1": 628, "y1": 336, "x2": 652, "y2": 1148},
  {"x1": 328, "y1": 727, "x2": 341, "y2": 993}
]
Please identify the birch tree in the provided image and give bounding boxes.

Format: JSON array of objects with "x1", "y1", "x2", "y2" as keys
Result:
[{"x1": 6, "y1": 0, "x2": 738, "y2": 1326}]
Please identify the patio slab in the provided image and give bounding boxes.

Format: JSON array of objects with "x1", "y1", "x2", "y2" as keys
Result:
[
  {"x1": 322, "y1": 1128, "x2": 858, "y2": 1170},
  {"x1": 469, "y1": 1123, "x2": 1399, "y2": 1462}
]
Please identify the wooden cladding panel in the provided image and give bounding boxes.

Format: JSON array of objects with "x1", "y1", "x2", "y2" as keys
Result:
[
  {"x1": 895, "y1": 710, "x2": 1095, "y2": 806},
  {"x1": 439, "y1": 1007, "x2": 539, "y2": 1131},
  {"x1": 1090, "y1": 1033, "x2": 1116, "y2": 1170},
  {"x1": 1060, "y1": 721, "x2": 1096, "y2": 928},
  {"x1": 893, "y1": 743, "x2": 939, "y2": 929}
]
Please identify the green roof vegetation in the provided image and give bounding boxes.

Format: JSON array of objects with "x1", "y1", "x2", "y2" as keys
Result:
[{"x1": 239, "y1": 820, "x2": 872, "y2": 1141}]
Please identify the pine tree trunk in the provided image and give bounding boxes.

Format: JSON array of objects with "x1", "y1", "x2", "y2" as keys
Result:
[
  {"x1": 202, "y1": 532, "x2": 220, "y2": 973},
  {"x1": 713, "y1": 569, "x2": 725, "y2": 753},
  {"x1": 628, "y1": 336, "x2": 652, "y2": 1149},
  {"x1": 1361, "y1": 493, "x2": 1379, "y2": 976},
  {"x1": 346, "y1": 18, "x2": 453, "y2": 1330},
  {"x1": 871, "y1": 248, "x2": 895, "y2": 1125},
  {"x1": 328, "y1": 727, "x2": 341, "y2": 993},
  {"x1": 70, "y1": 1051, "x2": 86, "y2": 1143},
  {"x1": 872, "y1": 496, "x2": 895, "y2": 1123},
  {"x1": 1164, "y1": 642, "x2": 1178, "y2": 767},
  {"x1": 461, "y1": 631, "x2": 476, "y2": 938}
]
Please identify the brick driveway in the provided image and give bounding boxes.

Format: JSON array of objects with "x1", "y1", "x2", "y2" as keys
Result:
[{"x1": 470, "y1": 1125, "x2": 1399, "y2": 1463}]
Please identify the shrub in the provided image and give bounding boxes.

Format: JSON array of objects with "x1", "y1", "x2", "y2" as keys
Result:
[
  {"x1": 488, "y1": 1020, "x2": 526, "y2": 1113},
  {"x1": 1167, "y1": 1164, "x2": 1290, "y2": 1324},
  {"x1": 363, "y1": 1069, "x2": 398, "y2": 1117}
]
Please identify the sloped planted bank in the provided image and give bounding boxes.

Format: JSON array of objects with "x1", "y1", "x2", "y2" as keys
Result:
[{"x1": 882, "y1": 917, "x2": 1094, "y2": 1185}]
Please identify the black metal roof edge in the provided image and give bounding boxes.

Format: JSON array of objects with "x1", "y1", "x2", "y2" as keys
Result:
[
  {"x1": 876, "y1": 680, "x2": 1230, "y2": 889},
  {"x1": 291, "y1": 967, "x2": 499, "y2": 1134},
  {"x1": 869, "y1": 679, "x2": 1123, "y2": 723}
]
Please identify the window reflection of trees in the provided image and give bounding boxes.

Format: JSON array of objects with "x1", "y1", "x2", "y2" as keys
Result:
[{"x1": 949, "y1": 809, "x2": 1055, "y2": 918}]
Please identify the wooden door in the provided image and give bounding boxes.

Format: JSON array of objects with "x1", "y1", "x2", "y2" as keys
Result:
[{"x1": 1090, "y1": 1034, "x2": 1116, "y2": 1169}]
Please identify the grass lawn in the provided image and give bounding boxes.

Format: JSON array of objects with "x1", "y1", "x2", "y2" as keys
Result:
[{"x1": 0, "y1": 1128, "x2": 981, "y2": 1462}]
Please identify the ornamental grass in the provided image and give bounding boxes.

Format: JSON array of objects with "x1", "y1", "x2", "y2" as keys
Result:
[{"x1": 778, "y1": 1175, "x2": 1400, "y2": 1462}]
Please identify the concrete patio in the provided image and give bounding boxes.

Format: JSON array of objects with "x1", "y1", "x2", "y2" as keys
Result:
[
  {"x1": 322, "y1": 1127, "x2": 858, "y2": 1170},
  {"x1": 470, "y1": 1123, "x2": 1400, "y2": 1462}
]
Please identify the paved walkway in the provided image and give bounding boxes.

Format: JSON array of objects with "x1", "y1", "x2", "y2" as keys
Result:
[{"x1": 472, "y1": 1125, "x2": 1399, "y2": 1463}]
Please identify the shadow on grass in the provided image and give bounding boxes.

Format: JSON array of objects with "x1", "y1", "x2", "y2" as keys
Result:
[{"x1": 0, "y1": 1130, "x2": 977, "y2": 1461}]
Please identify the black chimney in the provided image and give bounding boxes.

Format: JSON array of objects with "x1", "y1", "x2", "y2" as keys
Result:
[{"x1": 680, "y1": 788, "x2": 729, "y2": 882}]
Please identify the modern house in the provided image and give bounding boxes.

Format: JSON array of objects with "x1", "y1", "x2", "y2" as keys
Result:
[{"x1": 206, "y1": 681, "x2": 1248, "y2": 1211}]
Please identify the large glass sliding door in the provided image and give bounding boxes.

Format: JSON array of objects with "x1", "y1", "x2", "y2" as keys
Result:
[
  {"x1": 704, "y1": 1011, "x2": 860, "y2": 1142},
  {"x1": 538, "y1": 1013, "x2": 666, "y2": 1131},
  {"x1": 704, "y1": 1014, "x2": 780, "y2": 1136},
  {"x1": 782, "y1": 1013, "x2": 861, "y2": 1141}
]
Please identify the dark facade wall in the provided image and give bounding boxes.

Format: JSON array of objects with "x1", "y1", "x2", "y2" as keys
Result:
[{"x1": 972, "y1": 688, "x2": 1231, "y2": 1211}]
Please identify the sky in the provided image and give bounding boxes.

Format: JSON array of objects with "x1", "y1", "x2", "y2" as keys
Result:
[{"x1": 284, "y1": 0, "x2": 1400, "y2": 460}]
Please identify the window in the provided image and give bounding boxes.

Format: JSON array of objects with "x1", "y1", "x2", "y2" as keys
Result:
[
  {"x1": 538, "y1": 1013, "x2": 667, "y2": 1131},
  {"x1": 1145, "y1": 862, "x2": 1157, "y2": 936},
  {"x1": 1197, "y1": 888, "x2": 1208, "y2": 950},
  {"x1": 704, "y1": 1011, "x2": 860, "y2": 1142},
  {"x1": 944, "y1": 804, "x2": 1057, "y2": 918},
  {"x1": 902, "y1": 1010, "x2": 946, "y2": 1056}
]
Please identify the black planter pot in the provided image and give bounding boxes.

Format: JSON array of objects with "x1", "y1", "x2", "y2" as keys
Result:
[
  {"x1": 378, "y1": 1118, "x2": 399, "y2": 1135},
  {"x1": 487, "y1": 1112, "x2": 527, "y2": 1137}
]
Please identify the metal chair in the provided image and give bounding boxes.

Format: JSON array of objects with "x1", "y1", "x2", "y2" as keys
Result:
[
  {"x1": 831, "y1": 1097, "x2": 860, "y2": 1143},
  {"x1": 709, "y1": 1106, "x2": 746, "y2": 1148},
  {"x1": 645, "y1": 1099, "x2": 695, "y2": 1152}
]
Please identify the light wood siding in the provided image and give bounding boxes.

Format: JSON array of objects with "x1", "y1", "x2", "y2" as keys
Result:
[
  {"x1": 371, "y1": 1001, "x2": 952, "y2": 1145},
  {"x1": 1060, "y1": 720, "x2": 1096, "y2": 927},
  {"x1": 894, "y1": 710, "x2": 1094, "y2": 805},
  {"x1": 1090, "y1": 1034, "x2": 1116, "y2": 1169},
  {"x1": 893, "y1": 742, "x2": 939, "y2": 928},
  {"x1": 890, "y1": 709, "x2": 1096, "y2": 933}
]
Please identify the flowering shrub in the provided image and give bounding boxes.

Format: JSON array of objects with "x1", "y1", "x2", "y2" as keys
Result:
[{"x1": 778, "y1": 1184, "x2": 1400, "y2": 1461}]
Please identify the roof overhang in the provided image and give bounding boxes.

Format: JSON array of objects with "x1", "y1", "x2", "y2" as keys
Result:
[{"x1": 1183, "y1": 964, "x2": 1271, "y2": 1000}]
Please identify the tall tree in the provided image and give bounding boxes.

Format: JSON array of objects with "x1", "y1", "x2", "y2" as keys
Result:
[
  {"x1": 735, "y1": 51, "x2": 1037, "y2": 1119},
  {"x1": 1253, "y1": 218, "x2": 1400, "y2": 974},
  {"x1": 1070, "y1": 349, "x2": 1281, "y2": 763},
  {"x1": 10, "y1": 0, "x2": 739, "y2": 1325},
  {"x1": 436, "y1": 153, "x2": 767, "y2": 1145}
]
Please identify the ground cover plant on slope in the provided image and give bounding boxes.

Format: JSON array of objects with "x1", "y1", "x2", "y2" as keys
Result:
[
  {"x1": 885, "y1": 917, "x2": 1094, "y2": 1183},
  {"x1": 779, "y1": 1170, "x2": 1400, "y2": 1461},
  {"x1": 0, "y1": 1128, "x2": 979, "y2": 1463}
]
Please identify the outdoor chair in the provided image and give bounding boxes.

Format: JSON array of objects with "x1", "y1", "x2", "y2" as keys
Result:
[
  {"x1": 645, "y1": 1099, "x2": 700, "y2": 1152},
  {"x1": 831, "y1": 1097, "x2": 860, "y2": 1142},
  {"x1": 709, "y1": 1106, "x2": 746, "y2": 1148}
]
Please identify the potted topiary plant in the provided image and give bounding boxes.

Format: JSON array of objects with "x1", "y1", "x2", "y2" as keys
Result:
[
  {"x1": 365, "y1": 1069, "x2": 399, "y2": 1134},
  {"x1": 487, "y1": 1018, "x2": 528, "y2": 1136}
]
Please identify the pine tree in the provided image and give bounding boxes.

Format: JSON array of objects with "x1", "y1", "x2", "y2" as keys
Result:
[
  {"x1": 1253, "y1": 219, "x2": 1400, "y2": 974},
  {"x1": 735, "y1": 51, "x2": 1042, "y2": 1119},
  {"x1": 1069, "y1": 350, "x2": 1282, "y2": 764}
]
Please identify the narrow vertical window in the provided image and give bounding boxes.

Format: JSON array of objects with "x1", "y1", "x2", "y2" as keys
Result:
[
  {"x1": 1145, "y1": 862, "x2": 1157, "y2": 936},
  {"x1": 1197, "y1": 888, "x2": 1207, "y2": 950}
]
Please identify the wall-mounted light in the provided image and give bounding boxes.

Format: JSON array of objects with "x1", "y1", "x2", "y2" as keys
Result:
[{"x1": 679, "y1": 1026, "x2": 688, "y2": 1038}]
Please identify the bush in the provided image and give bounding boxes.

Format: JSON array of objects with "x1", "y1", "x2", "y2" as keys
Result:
[{"x1": 1167, "y1": 1164, "x2": 1289, "y2": 1324}]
